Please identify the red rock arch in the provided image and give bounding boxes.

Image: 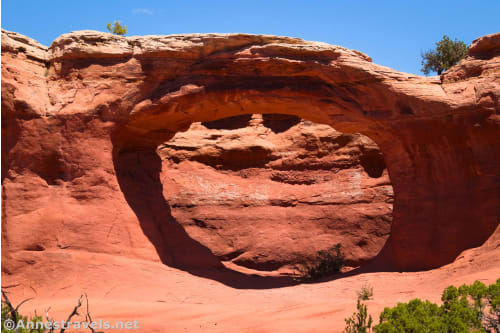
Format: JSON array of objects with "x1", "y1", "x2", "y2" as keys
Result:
[{"x1": 2, "y1": 30, "x2": 499, "y2": 273}]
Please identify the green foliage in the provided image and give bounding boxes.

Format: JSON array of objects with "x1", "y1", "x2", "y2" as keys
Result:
[
  {"x1": 488, "y1": 279, "x2": 500, "y2": 332},
  {"x1": 344, "y1": 300, "x2": 373, "y2": 333},
  {"x1": 465, "y1": 278, "x2": 500, "y2": 333},
  {"x1": 368, "y1": 279, "x2": 500, "y2": 333},
  {"x1": 421, "y1": 35, "x2": 468, "y2": 75},
  {"x1": 488, "y1": 278, "x2": 500, "y2": 310},
  {"x1": 357, "y1": 284, "x2": 374, "y2": 301},
  {"x1": 1, "y1": 304, "x2": 45, "y2": 333},
  {"x1": 374, "y1": 299, "x2": 450, "y2": 333},
  {"x1": 293, "y1": 243, "x2": 345, "y2": 281},
  {"x1": 106, "y1": 21, "x2": 127, "y2": 35}
]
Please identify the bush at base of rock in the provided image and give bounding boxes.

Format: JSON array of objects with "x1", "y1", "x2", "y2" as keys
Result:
[{"x1": 294, "y1": 243, "x2": 345, "y2": 282}]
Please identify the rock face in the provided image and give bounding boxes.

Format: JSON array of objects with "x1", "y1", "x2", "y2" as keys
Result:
[
  {"x1": 160, "y1": 114, "x2": 393, "y2": 270},
  {"x1": 1, "y1": 29, "x2": 499, "y2": 286}
]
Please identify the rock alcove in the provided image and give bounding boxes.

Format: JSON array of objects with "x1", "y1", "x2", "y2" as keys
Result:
[{"x1": 158, "y1": 114, "x2": 393, "y2": 273}]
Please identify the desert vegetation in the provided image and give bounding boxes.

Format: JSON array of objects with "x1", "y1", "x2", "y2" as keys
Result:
[
  {"x1": 357, "y1": 284, "x2": 374, "y2": 301},
  {"x1": 344, "y1": 300, "x2": 373, "y2": 333},
  {"x1": 1, "y1": 305, "x2": 44, "y2": 333},
  {"x1": 106, "y1": 21, "x2": 127, "y2": 35},
  {"x1": 421, "y1": 35, "x2": 468, "y2": 75},
  {"x1": 293, "y1": 243, "x2": 345, "y2": 282},
  {"x1": 344, "y1": 279, "x2": 500, "y2": 332},
  {"x1": 1, "y1": 288, "x2": 101, "y2": 333}
]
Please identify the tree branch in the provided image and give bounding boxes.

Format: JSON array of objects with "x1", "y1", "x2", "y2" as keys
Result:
[
  {"x1": 1, "y1": 289, "x2": 18, "y2": 324},
  {"x1": 59, "y1": 295, "x2": 83, "y2": 333},
  {"x1": 45, "y1": 307, "x2": 56, "y2": 333}
]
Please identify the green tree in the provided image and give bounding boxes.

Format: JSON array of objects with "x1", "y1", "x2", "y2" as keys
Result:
[
  {"x1": 344, "y1": 300, "x2": 373, "y2": 333},
  {"x1": 440, "y1": 285, "x2": 484, "y2": 332},
  {"x1": 421, "y1": 35, "x2": 468, "y2": 75},
  {"x1": 106, "y1": 21, "x2": 127, "y2": 35},
  {"x1": 464, "y1": 279, "x2": 500, "y2": 333},
  {"x1": 486, "y1": 279, "x2": 500, "y2": 332}
]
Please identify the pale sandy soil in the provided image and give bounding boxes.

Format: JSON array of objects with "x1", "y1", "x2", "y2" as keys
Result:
[{"x1": 4, "y1": 231, "x2": 499, "y2": 333}]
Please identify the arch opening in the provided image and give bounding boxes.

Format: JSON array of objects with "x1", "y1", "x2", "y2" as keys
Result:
[{"x1": 159, "y1": 114, "x2": 393, "y2": 274}]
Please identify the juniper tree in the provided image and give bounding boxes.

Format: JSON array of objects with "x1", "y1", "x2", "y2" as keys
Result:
[{"x1": 421, "y1": 35, "x2": 468, "y2": 75}]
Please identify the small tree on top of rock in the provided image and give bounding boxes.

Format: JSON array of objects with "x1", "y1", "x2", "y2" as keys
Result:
[
  {"x1": 421, "y1": 35, "x2": 468, "y2": 75},
  {"x1": 106, "y1": 21, "x2": 127, "y2": 35}
]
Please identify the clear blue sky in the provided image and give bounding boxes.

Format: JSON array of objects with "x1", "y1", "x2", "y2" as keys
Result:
[{"x1": 2, "y1": 0, "x2": 499, "y2": 75}]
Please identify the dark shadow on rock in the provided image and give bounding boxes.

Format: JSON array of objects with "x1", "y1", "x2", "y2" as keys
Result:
[
  {"x1": 113, "y1": 148, "x2": 222, "y2": 268},
  {"x1": 262, "y1": 113, "x2": 301, "y2": 133},
  {"x1": 1, "y1": 115, "x2": 20, "y2": 182},
  {"x1": 345, "y1": 237, "x2": 399, "y2": 274},
  {"x1": 184, "y1": 267, "x2": 299, "y2": 289},
  {"x1": 359, "y1": 148, "x2": 386, "y2": 178},
  {"x1": 202, "y1": 114, "x2": 252, "y2": 130},
  {"x1": 112, "y1": 146, "x2": 300, "y2": 289}
]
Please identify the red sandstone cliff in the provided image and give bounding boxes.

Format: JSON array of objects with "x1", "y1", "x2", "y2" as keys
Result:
[{"x1": 1, "y1": 29, "x2": 499, "y2": 332}]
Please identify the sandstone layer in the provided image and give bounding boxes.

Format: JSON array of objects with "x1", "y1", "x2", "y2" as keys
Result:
[{"x1": 160, "y1": 114, "x2": 392, "y2": 271}]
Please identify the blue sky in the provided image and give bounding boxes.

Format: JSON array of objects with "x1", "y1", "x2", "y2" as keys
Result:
[{"x1": 2, "y1": 0, "x2": 499, "y2": 75}]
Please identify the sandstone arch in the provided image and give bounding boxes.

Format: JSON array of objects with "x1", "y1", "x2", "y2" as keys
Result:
[{"x1": 2, "y1": 30, "x2": 499, "y2": 274}]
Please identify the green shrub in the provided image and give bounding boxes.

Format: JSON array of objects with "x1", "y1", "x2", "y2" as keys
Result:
[
  {"x1": 1, "y1": 304, "x2": 45, "y2": 333},
  {"x1": 344, "y1": 300, "x2": 373, "y2": 333},
  {"x1": 106, "y1": 21, "x2": 127, "y2": 35},
  {"x1": 373, "y1": 298, "x2": 479, "y2": 333},
  {"x1": 357, "y1": 284, "x2": 374, "y2": 301},
  {"x1": 294, "y1": 243, "x2": 345, "y2": 282},
  {"x1": 367, "y1": 279, "x2": 500, "y2": 333}
]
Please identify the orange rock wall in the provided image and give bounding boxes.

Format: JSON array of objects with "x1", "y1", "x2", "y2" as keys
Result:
[{"x1": 2, "y1": 29, "x2": 499, "y2": 279}]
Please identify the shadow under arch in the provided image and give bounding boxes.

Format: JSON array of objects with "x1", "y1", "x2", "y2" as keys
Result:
[
  {"x1": 111, "y1": 78, "x2": 402, "y2": 288},
  {"x1": 111, "y1": 116, "x2": 394, "y2": 289},
  {"x1": 113, "y1": 144, "x2": 304, "y2": 288}
]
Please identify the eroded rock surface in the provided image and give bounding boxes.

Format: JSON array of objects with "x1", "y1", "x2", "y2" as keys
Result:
[{"x1": 160, "y1": 115, "x2": 392, "y2": 270}]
